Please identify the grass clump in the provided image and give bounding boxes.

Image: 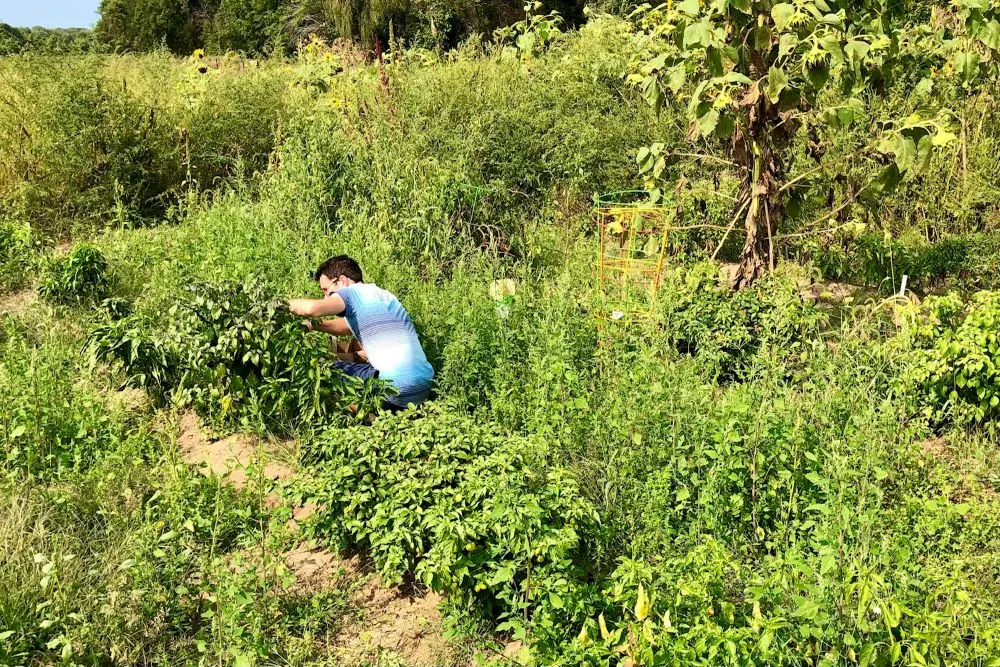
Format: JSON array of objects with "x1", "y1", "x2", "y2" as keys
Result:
[
  {"x1": 38, "y1": 244, "x2": 111, "y2": 306},
  {"x1": 0, "y1": 219, "x2": 37, "y2": 293}
]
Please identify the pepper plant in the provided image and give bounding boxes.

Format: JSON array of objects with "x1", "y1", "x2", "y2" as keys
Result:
[{"x1": 628, "y1": 0, "x2": 999, "y2": 287}]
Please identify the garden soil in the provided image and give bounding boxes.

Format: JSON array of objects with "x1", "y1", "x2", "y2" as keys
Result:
[
  {"x1": 174, "y1": 411, "x2": 454, "y2": 666},
  {"x1": 0, "y1": 289, "x2": 36, "y2": 315}
]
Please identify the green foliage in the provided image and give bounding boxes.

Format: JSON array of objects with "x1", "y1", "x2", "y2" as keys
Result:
[
  {"x1": 0, "y1": 25, "x2": 99, "y2": 56},
  {"x1": 906, "y1": 291, "x2": 1000, "y2": 426},
  {"x1": 554, "y1": 534, "x2": 1000, "y2": 666},
  {"x1": 88, "y1": 279, "x2": 386, "y2": 430},
  {"x1": 0, "y1": 58, "x2": 174, "y2": 234},
  {"x1": 628, "y1": 0, "x2": 963, "y2": 160},
  {"x1": 92, "y1": 0, "x2": 585, "y2": 54},
  {"x1": 206, "y1": 0, "x2": 287, "y2": 54},
  {"x1": 97, "y1": 0, "x2": 211, "y2": 53},
  {"x1": 625, "y1": 0, "x2": 1000, "y2": 284},
  {"x1": 494, "y1": 3, "x2": 565, "y2": 59},
  {"x1": 0, "y1": 23, "x2": 26, "y2": 56},
  {"x1": 0, "y1": 457, "x2": 347, "y2": 664},
  {"x1": 4, "y1": 16, "x2": 1000, "y2": 667},
  {"x1": 0, "y1": 55, "x2": 289, "y2": 236},
  {"x1": 652, "y1": 263, "x2": 819, "y2": 380},
  {"x1": 0, "y1": 220, "x2": 37, "y2": 293},
  {"x1": 39, "y1": 245, "x2": 111, "y2": 306},
  {"x1": 0, "y1": 310, "x2": 347, "y2": 664},
  {"x1": 0, "y1": 317, "x2": 125, "y2": 480},
  {"x1": 303, "y1": 403, "x2": 597, "y2": 631}
]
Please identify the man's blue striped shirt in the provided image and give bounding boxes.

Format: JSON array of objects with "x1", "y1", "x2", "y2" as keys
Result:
[{"x1": 338, "y1": 283, "x2": 434, "y2": 408}]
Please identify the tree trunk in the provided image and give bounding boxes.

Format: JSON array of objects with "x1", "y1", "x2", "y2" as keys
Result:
[{"x1": 730, "y1": 105, "x2": 792, "y2": 289}]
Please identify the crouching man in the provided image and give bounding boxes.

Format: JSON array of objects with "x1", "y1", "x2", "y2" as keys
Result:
[{"x1": 288, "y1": 255, "x2": 434, "y2": 410}]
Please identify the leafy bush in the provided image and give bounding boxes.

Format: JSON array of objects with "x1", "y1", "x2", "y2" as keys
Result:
[
  {"x1": 906, "y1": 291, "x2": 1000, "y2": 425},
  {"x1": 97, "y1": 0, "x2": 206, "y2": 53},
  {"x1": 0, "y1": 56, "x2": 289, "y2": 237},
  {"x1": 0, "y1": 26, "x2": 99, "y2": 56},
  {"x1": 39, "y1": 245, "x2": 111, "y2": 306},
  {"x1": 0, "y1": 311, "x2": 346, "y2": 664},
  {"x1": 651, "y1": 263, "x2": 819, "y2": 381},
  {"x1": 205, "y1": 0, "x2": 286, "y2": 55},
  {"x1": 550, "y1": 533, "x2": 1000, "y2": 667},
  {"x1": 0, "y1": 455, "x2": 345, "y2": 665},
  {"x1": 172, "y1": 58, "x2": 290, "y2": 191},
  {"x1": 88, "y1": 279, "x2": 386, "y2": 431},
  {"x1": 302, "y1": 403, "x2": 598, "y2": 630}
]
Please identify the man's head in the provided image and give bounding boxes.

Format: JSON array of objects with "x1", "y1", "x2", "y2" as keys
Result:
[{"x1": 314, "y1": 255, "x2": 363, "y2": 298}]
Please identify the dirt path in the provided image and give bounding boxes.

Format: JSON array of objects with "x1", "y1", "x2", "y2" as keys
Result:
[
  {"x1": 175, "y1": 412, "x2": 455, "y2": 667},
  {"x1": 0, "y1": 289, "x2": 37, "y2": 316}
]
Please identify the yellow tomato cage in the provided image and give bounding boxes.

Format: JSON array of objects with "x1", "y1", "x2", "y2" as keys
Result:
[{"x1": 595, "y1": 192, "x2": 676, "y2": 319}]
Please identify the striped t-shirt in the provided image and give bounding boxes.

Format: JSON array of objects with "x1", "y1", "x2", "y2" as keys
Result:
[{"x1": 338, "y1": 283, "x2": 434, "y2": 408}]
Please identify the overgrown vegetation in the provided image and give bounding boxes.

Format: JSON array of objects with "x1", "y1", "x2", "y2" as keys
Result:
[
  {"x1": 88, "y1": 279, "x2": 388, "y2": 430},
  {"x1": 0, "y1": 25, "x2": 99, "y2": 56},
  {"x1": 92, "y1": 0, "x2": 587, "y2": 55},
  {"x1": 2, "y1": 6, "x2": 1000, "y2": 667}
]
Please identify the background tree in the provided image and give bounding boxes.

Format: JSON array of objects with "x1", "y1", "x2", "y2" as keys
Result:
[
  {"x1": 0, "y1": 23, "x2": 27, "y2": 56},
  {"x1": 629, "y1": 0, "x2": 999, "y2": 288},
  {"x1": 97, "y1": 0, "x2": 217, "y2": 52},
  {"x1": 287, "y1": 0, "x2": 583, "y2": 50},
  {"x1": 206, "y1": 0, "x2": 287, "y2": 54}
]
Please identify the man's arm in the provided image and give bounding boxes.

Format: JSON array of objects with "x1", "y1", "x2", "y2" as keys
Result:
[
  {"x1": 288, "y1": 294, "x2": 347, "y2": 318},
  {"x1": 312, "y1": 317, "x2": 353, "y2": 337}
]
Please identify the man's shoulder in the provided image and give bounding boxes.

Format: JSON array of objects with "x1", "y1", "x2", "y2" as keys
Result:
[
  {"x1": 342, "y1": 283, "x2": 398, "y2": 304},
  {"x1": 340, "y1": 283, "x2": 374, "y2": 298}
]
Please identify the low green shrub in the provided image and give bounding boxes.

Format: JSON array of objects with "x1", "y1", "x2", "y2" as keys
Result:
[
  {"x1": 302, "y1": 403, "x2": 598, "y2": 631},
  {"x1": 88, "y1": 279, "x2": 386, "y2": 431},
  {"x1": 0, "y1": 56, "x2": 290, "y2": 237},
  {"x1": 0, "y1": 58, "x2": 174, "y2": 234},
  {"x1": 172, "y1": 60, "x2": 290, "y2": 192},
  {"x1": 39, "y1": 244, "x2": 111, "y2": 306},
  {"x1": 0, "y1": 458, "x2": 346, "y2": 665},
  {"x1": 905, "y1": 291, "x2": 1000, "y2": 426},
  {"x1": 650, "y1": 263, "x2": 820, "y2": 382}
]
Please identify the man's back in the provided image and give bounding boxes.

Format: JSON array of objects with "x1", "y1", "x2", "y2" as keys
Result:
[{"x1": 337, "y1": 283, "x2": 434, "y2": 407}]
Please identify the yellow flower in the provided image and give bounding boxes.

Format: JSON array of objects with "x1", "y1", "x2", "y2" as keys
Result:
[{"x1": 192, "y1": 49, "x2": 205, "y2": 61}]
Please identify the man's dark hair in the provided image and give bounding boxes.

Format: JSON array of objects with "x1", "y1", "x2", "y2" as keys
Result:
[{"x1": 314, "y1": 255, "x2": 363, "y2": 283}]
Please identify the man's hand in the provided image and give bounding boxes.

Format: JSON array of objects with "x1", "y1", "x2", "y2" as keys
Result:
[{"x1": 302, "y1": 319, "x2": 314, "y2": 332}]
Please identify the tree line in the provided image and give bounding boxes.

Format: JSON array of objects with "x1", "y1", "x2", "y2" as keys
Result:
[
  {"x1": 0, "y1": 25, "x2": 101, "y2": 56},
  {"x1": 2, "y1": 1, "x2": 642, "y2": 58}
]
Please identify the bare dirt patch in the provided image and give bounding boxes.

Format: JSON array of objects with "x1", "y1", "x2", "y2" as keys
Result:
[
  {"x1": 337, "y1": 580, "x2": 451, "y2": 667},
  {"x1": 176, "y1": 412, "x2": 295, "y2": 488},
  {"x1": 174, "y1": 410, "x2": 453, "y2": 665},
  {"x1": 797, "y1": 279, "x2": 859, "y2": 304},
  {"x1": 0, "y1": 289, "x2": 37, "y2": 315},
  {"x1": 283, "y1": 543, "x2": 360, "y2": 595},
  {"x1": 716, "y1": 264, "x2": 862, "y2": 305},
  {"x1": 919, "y1": 436, "x2": 950, "y2": 460},
  {"x1": 108, "y1": 388, "x2": 151, "y2": 414}
]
